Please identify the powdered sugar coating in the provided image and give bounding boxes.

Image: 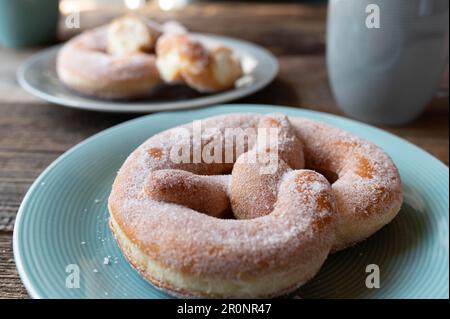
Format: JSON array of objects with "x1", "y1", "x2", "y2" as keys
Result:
[
  {"x1": 230, "y1": 114, "x2": 305, "y2": 219},
  {"x1": 289, "y1": 118, "x2": 403, "y2": 250},
  {"x1": 57, "y1": 26, "x2": 159, "y2": 83},
  {"x1": 108, "y1": 113, "x2": 403, "y2": 284}
]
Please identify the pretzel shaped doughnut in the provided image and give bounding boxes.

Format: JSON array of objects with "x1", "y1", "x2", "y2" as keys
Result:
[
  {"x1": 58, "y1": 15, "x2": 242, "y2": 98},
  {"x1": 57, "y1": 16, "x2": 185, "y2": 99},
  {"x1": 108, "y1": 113, "x2": 403, "y2": 298}
]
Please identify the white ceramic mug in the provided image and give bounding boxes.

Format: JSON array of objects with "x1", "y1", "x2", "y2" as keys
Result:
[{"x1": 327, "y1": 0, "x2": 449, "y2": 125}]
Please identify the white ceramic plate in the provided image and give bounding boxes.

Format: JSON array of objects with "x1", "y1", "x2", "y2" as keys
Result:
[{"x1": 17, "y1": 34, "x2": 278, "y2": 113}]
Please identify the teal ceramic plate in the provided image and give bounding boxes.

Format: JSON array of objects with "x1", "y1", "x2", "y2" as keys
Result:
[{"x1": 14, "y1": 105, "x2": 449, "y2": 299}]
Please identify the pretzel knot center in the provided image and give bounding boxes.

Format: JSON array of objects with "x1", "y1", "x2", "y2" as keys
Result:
[{"x1": 144, "y1": 114, "x2": 335, "y2": 220}]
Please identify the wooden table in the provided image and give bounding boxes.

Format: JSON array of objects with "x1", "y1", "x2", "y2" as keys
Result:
[{"x1": 0, "y1": 2, "x2": 448, "y2": 298}]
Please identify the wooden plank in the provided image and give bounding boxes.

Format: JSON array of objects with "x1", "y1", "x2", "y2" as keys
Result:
[{"x1": 0, "y1": 233, "x2": 29, "y2": 298}]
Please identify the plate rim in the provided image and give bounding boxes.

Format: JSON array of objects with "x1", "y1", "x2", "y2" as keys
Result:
[
  {"x1": 16, "y1": 34, "x2": 279, "y2": 113},
  {"x1": 13, "y1": 104, "x2": 449, "y2": 299}
]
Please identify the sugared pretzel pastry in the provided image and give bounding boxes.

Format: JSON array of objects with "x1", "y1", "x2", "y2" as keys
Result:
[
  {"x1": 156, "y1": 33, "x2": 243, "y2": 92},
  {"x1": 57, "y1": 15, "x2": 241, "y2": 98},
  {"x1": 108, "y1": 113, "x2": 403, "y2": 298},
  {"x1": 57, "y1": 17, "x2": 161, "y2": 99},
  {"x1": 56, "y1": 16, "x2": 186, "y2": 99}
]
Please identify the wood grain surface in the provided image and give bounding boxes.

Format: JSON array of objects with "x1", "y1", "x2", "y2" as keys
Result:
[{"x1": 0, "y1": 2, "x2": 448, "y2": 298}]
